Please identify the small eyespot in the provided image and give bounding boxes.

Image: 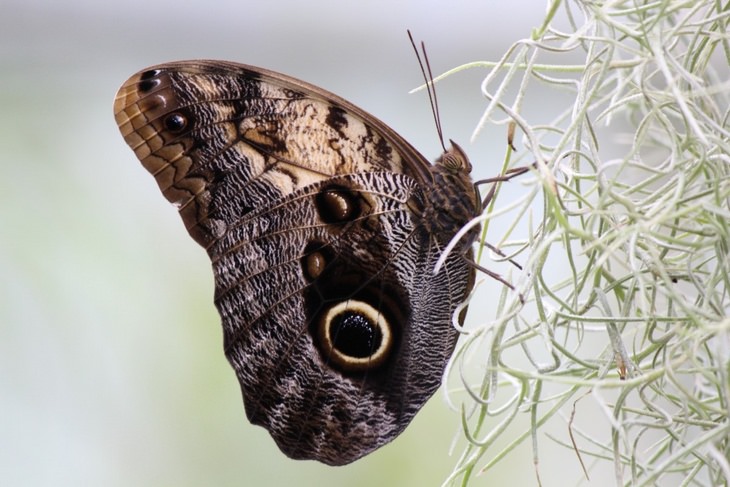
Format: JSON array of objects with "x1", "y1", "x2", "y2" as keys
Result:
[
  {"x1": 301, "y1": 241, "x2": 335, "y2": 282},
  {"x1": 139, "y1": 69, "x2": 161, "y2": 80},
  {"x1": 138, "y1": 77, "x2": 160, "y2": 93},
  {"x1": 315, "y1": 186, "x2": 359, "y2": 224},
  {"x1": 164, "y1": 113, "x2": 188, "y2": 133},
  {"x1": 304, "y1": 251, "x2": 327, "y2": 280}
]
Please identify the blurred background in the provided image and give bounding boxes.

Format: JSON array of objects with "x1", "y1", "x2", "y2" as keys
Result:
[{"x1": 0, "y1": 1, "x2": 559, "y2": 485}]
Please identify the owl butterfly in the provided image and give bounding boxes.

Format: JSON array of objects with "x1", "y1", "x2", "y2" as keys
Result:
[{"x1": 115, "y1": 59, "x2": 490, "y2": 465}]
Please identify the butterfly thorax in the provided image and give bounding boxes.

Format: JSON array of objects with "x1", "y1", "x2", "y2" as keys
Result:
[{"x1": 414, "y1": 142, "x2": 480, "y2": 246}]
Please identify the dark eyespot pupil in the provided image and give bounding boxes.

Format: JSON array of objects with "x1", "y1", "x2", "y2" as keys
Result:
[
  {"x1": 138, "y1": 78, "x2": 160, "y2": 92},
  {"x1": 140, "y1": 69, "x2": 161, "y2": 80},
  {"x1": 138, "y1": 70, "x2": 162, "y2": 93},
  {"x1": 330, "y1": 312, "x2": 381, "y2": 359},
  {"x1": 164, "y1": 113, "x2": 187, "y2": 132}
]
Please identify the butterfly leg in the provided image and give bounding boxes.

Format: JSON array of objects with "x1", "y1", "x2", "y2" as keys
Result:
[
  {"x1": 475, "y1": 163, "x2": 535, "y2": 211},
  {"x1": 465, "y1": 162, "x2": 536, "y2": 301}
]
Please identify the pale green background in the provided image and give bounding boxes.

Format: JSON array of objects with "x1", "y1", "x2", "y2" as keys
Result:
[{"x1": 0, "y1": 1, "x2": 560, "y2": 485}]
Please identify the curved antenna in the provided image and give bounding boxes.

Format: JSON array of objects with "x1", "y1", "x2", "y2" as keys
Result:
[{"x1": 407, "y1": 30, "x2": 447, "y2": 153}]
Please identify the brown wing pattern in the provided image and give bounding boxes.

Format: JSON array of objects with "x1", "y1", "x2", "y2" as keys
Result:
[
  {"x1": 114, "y1": 60, "x2": 477, "y2": 465},
  {"x1": 114, "y1": 61, "x2": 432, "y2": 248}
]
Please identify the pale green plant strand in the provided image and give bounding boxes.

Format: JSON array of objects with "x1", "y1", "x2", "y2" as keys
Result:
[{"x1": 441, "y1": 1, "x2": 730, "y2": 485}]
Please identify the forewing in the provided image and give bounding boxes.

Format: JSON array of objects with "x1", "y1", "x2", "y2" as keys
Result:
[{"x1": 114, "y1": 60, "x2": 431, "y2": 248}]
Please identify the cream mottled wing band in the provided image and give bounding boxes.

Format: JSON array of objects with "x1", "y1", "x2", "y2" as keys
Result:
[{"x1": 114, "y1": 61, "x2": 432, "y2": 248}]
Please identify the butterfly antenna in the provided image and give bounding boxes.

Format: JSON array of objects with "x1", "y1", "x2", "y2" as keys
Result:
[{"x1": 408, "y1": 30, "x2": 446, "y2": 153}]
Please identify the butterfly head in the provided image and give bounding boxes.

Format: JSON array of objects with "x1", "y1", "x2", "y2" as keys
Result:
[{"x1": 436, "y1": 140, "x2": 472, "y2": 174}]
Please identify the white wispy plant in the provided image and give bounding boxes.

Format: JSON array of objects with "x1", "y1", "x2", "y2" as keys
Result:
[{"x1": 440, "y1": 1, "x2": 730, "y2": 485}]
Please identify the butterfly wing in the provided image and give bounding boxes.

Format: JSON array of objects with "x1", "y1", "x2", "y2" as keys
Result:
[
  {"x1": 115, "y1": 60, "x2": 435, "y2": 247},
  {"x1": 114, "y1": 61, "x2": 475, "y2": 465}
]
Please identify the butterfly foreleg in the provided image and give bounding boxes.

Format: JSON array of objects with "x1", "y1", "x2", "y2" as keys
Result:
[{"x1": 474, "y1": 163, "x2": 535, "y2": 211}]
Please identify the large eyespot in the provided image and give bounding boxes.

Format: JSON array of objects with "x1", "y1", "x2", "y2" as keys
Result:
[{"x1": 317, "y1": 300, "x2": 393, "y2": 372}]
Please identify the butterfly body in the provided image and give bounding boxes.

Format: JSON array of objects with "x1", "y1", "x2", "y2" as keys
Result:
[{"x1": 115, "y1": 61, "x2": 477, "y2": 465}]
